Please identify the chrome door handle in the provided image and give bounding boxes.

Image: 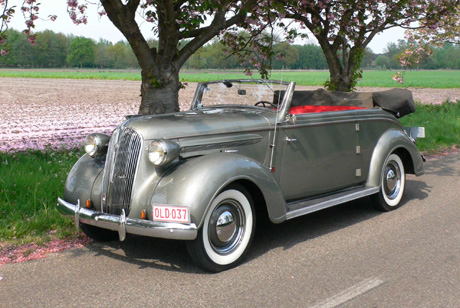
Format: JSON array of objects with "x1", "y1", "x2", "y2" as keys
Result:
[{"x1": 285, "y1": 137, "x2": 297, "y2": 143}]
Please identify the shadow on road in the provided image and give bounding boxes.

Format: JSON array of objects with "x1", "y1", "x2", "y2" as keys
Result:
[
  {"x1": 405, "y1": 178, "x2": 430, "y2": 202},
  {"x1": 424, "y1": 153, "x2": 460, "y2": 177},
  {"x1": 78, "y1": 178, "x2": 429, "y2": 274}
]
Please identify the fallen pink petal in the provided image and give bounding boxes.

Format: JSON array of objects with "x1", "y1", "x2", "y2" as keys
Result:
[
  {"x1": 0, "y1": 78, "x2": 195, "y2": 153},
  {"x1": 0, "y1": 236, "x2": 93, "y2": 267}
]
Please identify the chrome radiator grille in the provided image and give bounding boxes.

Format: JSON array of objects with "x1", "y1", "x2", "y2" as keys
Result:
[{"x1": 101, "y1": 126, "x2": 142, "y2": 215}]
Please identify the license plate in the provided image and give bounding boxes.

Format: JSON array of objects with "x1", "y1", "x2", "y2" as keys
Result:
[{"x1": 152, "y1": 205, "x2": 190, "y2": 223}]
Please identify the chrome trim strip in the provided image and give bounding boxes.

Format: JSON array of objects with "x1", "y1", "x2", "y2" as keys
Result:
[
  {"x1": 283, "y1": 117, "x2": 401, "y2": 130},
  {"x1": 181, "y1": 137, "x2": 263, "y2": 153},
  {"x1": 101, "y1": 127, "x2": 120, "y2": 212},
  {"x1": 286, "y1": 187, "x2": 380, "y2": 220},
  {"x1": 57, "y1": 197, "x2": 198, "y2": 241},
  {"x1": 164, "y1": 110, "x2": 398, "y2": 140}
]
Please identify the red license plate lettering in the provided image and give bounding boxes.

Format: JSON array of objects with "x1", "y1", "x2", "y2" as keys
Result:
[{"x1": 153, "y1": 205, "x2": 189, "y2": 223}]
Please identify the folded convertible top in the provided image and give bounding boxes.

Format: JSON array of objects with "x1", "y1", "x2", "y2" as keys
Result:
[
  {"x1": 275, "y1": 88, "x2": 416, "y2": 118},
  {"x1": 372, "y1": 88, "x2": 415, "y2": 118}
]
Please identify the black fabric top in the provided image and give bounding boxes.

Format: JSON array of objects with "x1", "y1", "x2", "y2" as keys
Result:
[
  {"x1": 274, "y1": 88, "x2": 415, "y2": 118},
  {"x1": 372, "y1": 88, "x2": 415, "y2": 118}
]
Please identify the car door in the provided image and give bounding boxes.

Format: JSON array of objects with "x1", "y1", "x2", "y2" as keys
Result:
[{"x1": 277, "y1": 112, "x2": 363, "y2": 201}]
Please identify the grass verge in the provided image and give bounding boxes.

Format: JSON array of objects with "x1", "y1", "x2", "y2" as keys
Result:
[
  {"x1": 0, "y1": 150, "x2": 82, "y2": 246},
  {"x1": 0, "y1": 101, "x2": 459, "y2": 247},
  {"x1": 400, "y1": 101, "x2": 460, "y2": 153}
]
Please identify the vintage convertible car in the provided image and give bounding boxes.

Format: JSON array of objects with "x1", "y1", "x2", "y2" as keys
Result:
[{"x1": 57, "y1": 79, "x2": 425, "y2": 272}]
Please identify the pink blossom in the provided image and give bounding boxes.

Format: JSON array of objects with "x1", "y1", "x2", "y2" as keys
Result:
[
  {"x1": 392, "y1": 72, "x2": 404, "y2": 84},
  {"x1": 25, "y1": 20, "x2": 34, "y2": 27},
  {"x1": 1, "y1": 49, "x2": 9, "y2": 56},
  {"x1": 67, "y1": 0, "x2": 78, "y2": 8},
  {"x1": 28, "y1": 35, "x2": 37, "y2": 45}
]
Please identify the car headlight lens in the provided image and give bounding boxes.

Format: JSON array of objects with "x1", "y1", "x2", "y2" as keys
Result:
[
  {"x1": 148, "y1": 139, "x2": 181, "y2": 166},
  {"x1": 84, "y1": 133, "x2": 110, "y2": 157}
]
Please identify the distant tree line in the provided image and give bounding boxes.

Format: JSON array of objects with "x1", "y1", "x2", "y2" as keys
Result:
[
  {"x1": 186, "y1": 40, "x2": 332, "y2": 70},
  {"x1": 375, "y1": 40, "x2": 460, "y2": 70},
  {"x1": 1, "y1": 29, "x2": 459, "y2": 71},
  {"x1": 0, "y1": 29, "x2": 138, "y2": 69}
]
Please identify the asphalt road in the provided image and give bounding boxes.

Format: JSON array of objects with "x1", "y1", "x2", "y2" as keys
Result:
[{"x1": 1, "y1": 153, "x2": 460, "y2": 308}]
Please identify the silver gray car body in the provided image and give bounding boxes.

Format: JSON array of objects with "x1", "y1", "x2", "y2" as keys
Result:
[{"x1": 57, "y1": 79, "x2": 424, "y2": 271}]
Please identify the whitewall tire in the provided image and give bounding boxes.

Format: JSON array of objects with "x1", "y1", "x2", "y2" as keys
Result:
[
  {"x1": 372, "y1": 153, "x2": 406, "y2": 211},
  {"x1": 186, "y1": 184, "x2": 255, "y2": 272}
]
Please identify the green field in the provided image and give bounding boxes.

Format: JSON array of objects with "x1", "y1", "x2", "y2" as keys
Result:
[{"x1": 1, "y1": 69, "x2": 460, "y2": 88}]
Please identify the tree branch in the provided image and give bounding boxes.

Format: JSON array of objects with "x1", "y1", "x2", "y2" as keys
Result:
[
  {"x1": 101, "y1": 0, "x2": 154, "y2": 70},
  {"x1": 161, "y1": 0, "x2": 180, "y2": 66},
  {"x1": 175, "y1": 0, "x2": 258, "y2": 68}
]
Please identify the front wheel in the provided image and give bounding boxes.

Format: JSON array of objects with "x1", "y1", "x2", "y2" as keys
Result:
[
  {"x1": 186, "y1": 184, "x2": 255, "y2": 272},
  {"x1": 371, "y1": 153, "x2": 406, "y2": 212}
]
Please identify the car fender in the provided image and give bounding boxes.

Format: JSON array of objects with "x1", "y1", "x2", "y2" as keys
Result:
[
  {"x1": 151, "y1": 153, "x2": 287, "y2": 228},
  {"x1": 366, "y1": 128, "x2": 424, "y2": 188},
  {"x1": 63, "y1": 154, "x2": 105, "y2": 208}
]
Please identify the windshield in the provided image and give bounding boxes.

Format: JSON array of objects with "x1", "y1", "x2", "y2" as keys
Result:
[{"x1": 192, "y1": 80, "x2": 290, "y2": 110}]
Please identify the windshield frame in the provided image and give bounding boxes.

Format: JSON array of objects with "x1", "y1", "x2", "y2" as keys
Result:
[{"x1": 190, "y1": 79, "x2": 294, "y2": 114}]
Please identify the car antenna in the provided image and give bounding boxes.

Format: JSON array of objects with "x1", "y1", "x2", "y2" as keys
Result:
[{"x1": 268, "y1": 65, "x2": 285, "y2": 172}]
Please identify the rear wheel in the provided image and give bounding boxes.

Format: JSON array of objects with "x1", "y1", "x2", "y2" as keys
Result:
[
  {"x1": 371, "y1": 153, "x2": 406, "y2": 211},
  {"x1": 80, "y1": 223, "x2": 118, "y2": 242},
  {"x1": 186, "y1": 184, "x2": 255, "y2": 272}
]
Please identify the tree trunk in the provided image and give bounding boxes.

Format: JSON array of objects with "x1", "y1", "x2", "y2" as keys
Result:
[
  {"x1": 315, "y1": 34, "x2": 355, "y2": 92},
  {"x1": 328, "y1": 71, "x2": 352, "y2": 91},
  {"x1": 138, "y1": 66, "x2": 181, "y2": 115},
  {"x1": 323, "y1": 51, "x2": 353, "y2": 91}
]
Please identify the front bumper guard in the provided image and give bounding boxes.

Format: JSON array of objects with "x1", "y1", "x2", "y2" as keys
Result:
[{"x1": 57, "y1": 197, "x2": 197, "y2": 241}]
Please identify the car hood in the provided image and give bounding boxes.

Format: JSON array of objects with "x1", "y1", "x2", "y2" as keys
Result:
[{"x1": 124, "y1": 107, "x2": 273, "y2": 140}]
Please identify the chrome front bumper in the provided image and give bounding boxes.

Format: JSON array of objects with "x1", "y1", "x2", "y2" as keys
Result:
[{"x1": 57, "y1": 197, "x2": 197, "y2": 241}]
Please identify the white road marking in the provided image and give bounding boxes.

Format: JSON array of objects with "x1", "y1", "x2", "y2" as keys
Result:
[{"x1": 309, "y1": 277, "x2": 385, "y2": 308}]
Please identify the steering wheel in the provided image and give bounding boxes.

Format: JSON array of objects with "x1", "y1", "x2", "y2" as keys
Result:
[{"x1": 255, "y1": 101, "x2": 278, "y2": 108}]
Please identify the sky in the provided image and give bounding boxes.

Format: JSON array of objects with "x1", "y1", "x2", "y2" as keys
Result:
[{"x1": 7, "y1": 1, "x2": 405, "y2": 54}]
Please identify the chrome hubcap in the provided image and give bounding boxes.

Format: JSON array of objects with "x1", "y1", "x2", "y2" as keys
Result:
[
  {"x1": 384, "y1": 161, "x2": 401, "y2": 200},
  {"x1": 208, "y1": 200, "x2": 245, "y2": 255},
  {"x1": 216, "y1": 211, "x2": 237, "y2": 243}
]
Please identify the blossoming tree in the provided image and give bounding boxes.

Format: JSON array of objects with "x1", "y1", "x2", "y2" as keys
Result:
[
  {"x1": 264, "y1": 0, "x2": 458, "y2": 91},
  {"x1": 400, "y1": 4, "x2": 460, "y2": 74},
  {"x1": 1, "y1": 0, "x2": 258, "y2": 115}
]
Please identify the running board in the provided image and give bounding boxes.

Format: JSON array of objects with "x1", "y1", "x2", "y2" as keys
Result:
[{"x1": 286, "y1": 187, "x2": 380, "y2": 220}]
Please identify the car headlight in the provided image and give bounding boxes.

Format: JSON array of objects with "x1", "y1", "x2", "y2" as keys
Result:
[
  {"x1": 148, "y1": 139, "x2": 181, "y2": 166},
  {"x1": 84, "y1": 133, "x2": 110, "y2": 157}
]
